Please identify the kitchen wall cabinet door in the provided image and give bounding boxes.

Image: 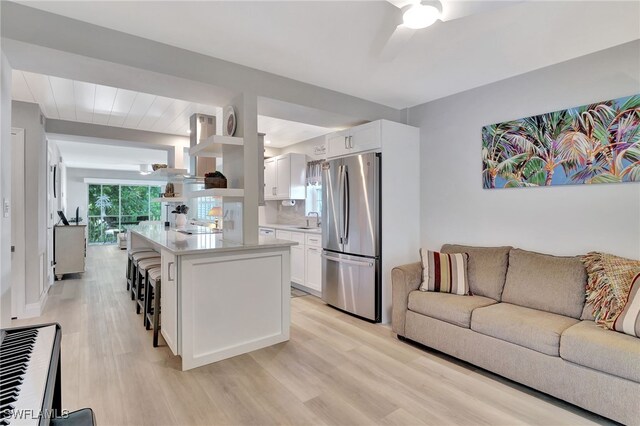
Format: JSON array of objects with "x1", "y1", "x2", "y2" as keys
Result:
[
  {"x1": 264, "y1": 158, "x2": 277, "y2": 200},
  {"x1": 275, "y1": 155, "x2": 291, "y2": 199},
  {"x1": 305, "y1": 246, "x2": 322, "y2": 292},
  {"x1": 291, "y1": 245, "x2": 305, "y2": 284},
  {"x1": 350, "y1": 121, "x2": 381, "y2": 153},
  {"x1": 326, "y1": 130, "x2": 350, "y2": 158}
]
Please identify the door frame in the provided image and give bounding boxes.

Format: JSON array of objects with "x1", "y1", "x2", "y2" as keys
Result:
[{"x1": 11, "y1": 128, "x2": 26, "y2": 319}]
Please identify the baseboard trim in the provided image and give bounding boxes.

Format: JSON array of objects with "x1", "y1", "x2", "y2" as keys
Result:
[{"x1": 22, "y1": 289, "x2": 49, "y2": 319}]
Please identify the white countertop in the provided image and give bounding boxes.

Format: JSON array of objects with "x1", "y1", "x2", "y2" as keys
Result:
[
  {"x1": 259, "y1": 223, "x2": 322, "y2": 235},
  {"x1": 130, "y1": 223, "x2": 296, "y2": 255}
]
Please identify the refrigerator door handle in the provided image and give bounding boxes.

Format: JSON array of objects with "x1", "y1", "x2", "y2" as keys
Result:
[
  {"x1": 322, "y1": 254, "x2": 374, "y2": 268},
  {"x1": 338, "y1": 164, "x2": 345, "y2": 245},
  {"x1": 343, "y1": 165, "x2": 350, "y2": 244}
]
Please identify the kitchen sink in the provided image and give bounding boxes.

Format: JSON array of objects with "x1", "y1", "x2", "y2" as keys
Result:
[{"x1": 295, "y1": 226, "x2": 319, "y2": 230}]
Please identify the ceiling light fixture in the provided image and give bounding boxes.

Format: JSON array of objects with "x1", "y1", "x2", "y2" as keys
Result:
[
  {"x1": 402, "y1": 2, "x2": 441, "y2": 30},
  {"x1": 265, "y1": 140, "x2": 272, "y2": 145}
]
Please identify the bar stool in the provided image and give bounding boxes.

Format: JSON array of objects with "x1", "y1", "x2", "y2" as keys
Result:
[
  {"x1": 127, "y1": 248, "x2": 155, "y2": 291},
  {"x1": 144, "y1": 267, "x2": 162, "y2": 347},
  {"x1": 129, "y1": 251, "x2": 160, "y2": 297},
  {"x1": 135, "y1": 257, "x2": 161, "y2": 314}
]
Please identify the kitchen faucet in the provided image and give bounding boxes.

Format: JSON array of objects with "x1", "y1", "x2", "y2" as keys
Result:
[{"x1": 307, "y1": 211, "x2": 320, "y2": 228}]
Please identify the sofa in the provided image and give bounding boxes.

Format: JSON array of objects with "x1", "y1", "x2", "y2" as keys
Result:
[{"x1": 392, "y1": 245, "x2": 640, "y2": 425}]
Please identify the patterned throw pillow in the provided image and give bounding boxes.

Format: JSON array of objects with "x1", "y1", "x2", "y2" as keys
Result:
[
  {"x1": 581, "y1": 252, "x2": 640, "y2": 330},
  {"x1": 419, "y1": 249, "x2": 469, "y2": 295},
  {"x1": 613, "y1": 272, "x2": 640, "y2": 337}
]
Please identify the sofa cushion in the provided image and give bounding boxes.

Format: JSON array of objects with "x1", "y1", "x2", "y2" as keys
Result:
[
  {"x1": 419, "y1": 250, "x2": 469, "y2": 295},
  {"x1": 561, "y1": 320, "x2": 640, "y2": 383},
  {"x1": 407, "y1": 291, "x2": 496, "y2": 328},
  {"x1": 613, "y1": 272, "x2": 640, "y2": 337},
  {"x1": 471, "y1": 303, "x2": 579, "y2": 356},
  {"x1": 501, "y1": 249, "x2": 587, "y2": 319},
  {"x1": 441, "y1": 244, "x2": 510, "y2": 301}
]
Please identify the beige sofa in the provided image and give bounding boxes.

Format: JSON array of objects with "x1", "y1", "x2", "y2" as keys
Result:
[{"x1": 392, "y1": 245, "x2": 640, "y2": 425}]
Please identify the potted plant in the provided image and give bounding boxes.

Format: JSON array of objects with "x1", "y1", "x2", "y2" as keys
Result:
[{"x1": 171, "y1": 204, "x2": 189, "y2": 228}]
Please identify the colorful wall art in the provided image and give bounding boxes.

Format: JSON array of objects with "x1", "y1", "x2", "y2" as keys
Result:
[{"x1": 482, "y1": 95, "x2": 640, "y2": 189}]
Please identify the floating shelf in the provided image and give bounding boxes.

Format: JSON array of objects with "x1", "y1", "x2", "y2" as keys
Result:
[
  {"x1": 151, "y1": 196, "x2": 187, "y2": 203},
  {"x1": 188, "y1": 188, "x2": 244, "y2": 198},
  {"x1": 148, "y1": 168, "x2": 189, "y2": 179},
  {"x1": 189, "y1": 135, "x2": 244, "y2": 158}
]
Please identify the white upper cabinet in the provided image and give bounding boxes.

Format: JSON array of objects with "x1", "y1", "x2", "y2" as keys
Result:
[
  {"x1": 325, "y1": 121, "x2": 383, "y2": 159},
  {"x1": 264, "y1": 153, "x2": 306, "y2": 200}
]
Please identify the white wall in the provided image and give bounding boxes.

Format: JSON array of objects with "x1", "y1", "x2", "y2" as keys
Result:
[
  {"x1": 408, "y1": 41, "x2": 640, "y2": 259},
  {"x1": 11, "y1": 101, "x2": 48, "y2": 306},
  {"x1": 0, "y1": 52, "x2": 13, "y2": 326}
]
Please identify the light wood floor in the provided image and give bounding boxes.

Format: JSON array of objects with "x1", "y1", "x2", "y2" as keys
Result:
[{"x1": 12, "y1": 245, "x2": 612, "y2": 426}]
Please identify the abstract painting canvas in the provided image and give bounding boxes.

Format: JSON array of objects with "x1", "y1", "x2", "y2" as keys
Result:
[{"x1": 482, "y1": 95, "x2": 640, "y2": 189}]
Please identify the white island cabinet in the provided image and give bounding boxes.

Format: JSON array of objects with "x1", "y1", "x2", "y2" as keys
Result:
[{"x1": 129, "y1": 224, "x2": 295, "y2": 371}]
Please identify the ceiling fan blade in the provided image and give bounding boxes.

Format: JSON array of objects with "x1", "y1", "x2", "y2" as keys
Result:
[{"x1": 378, "y1": 24, "x2": 416, "y2": 62}]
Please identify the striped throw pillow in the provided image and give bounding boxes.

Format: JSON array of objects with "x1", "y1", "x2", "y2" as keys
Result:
[
  {"x1": 613, "y1": 272, "x2": 640, "y2": 337},
  {"x1": 419, "y1": 249, "x2": 470, "y2": 295}
]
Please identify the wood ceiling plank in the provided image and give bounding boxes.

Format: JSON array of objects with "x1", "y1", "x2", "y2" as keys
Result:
[
  {"x1": 151, "y1": 98, "x2": 191, "y2": 133},
  {"x1": 108, "y1": 88, "x2": 138, "y2": 127},
  {"x1": 93, "y1": 84, "x2": 118, "y2": 125},
  {"x1": 22, "y1": 70, "x2": 59, "y2": 118},
  {"x1": 11, "y1": 70, "x2": 36, "y2": 103},
  {"x1": 73, "y1": 80, "x2": 96, "y2": 123},
  {"x1": 122, "y1": 92, "x2": 156, "y2": 129},
  {"x1": 49, "y1": 75, "x2": 77, "y2": 121},
  {"x1": 137, "y1": 95, "x2": 174, "y2": 131}
]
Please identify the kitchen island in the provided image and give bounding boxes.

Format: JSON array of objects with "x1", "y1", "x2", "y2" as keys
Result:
[{"x1": 128, "y1": 223, "x2": 295, "y2": 371}]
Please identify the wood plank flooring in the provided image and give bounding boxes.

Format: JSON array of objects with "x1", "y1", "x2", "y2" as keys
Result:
[{"x1": 11, "y1": 245, "x2": 613, "y2": 425}]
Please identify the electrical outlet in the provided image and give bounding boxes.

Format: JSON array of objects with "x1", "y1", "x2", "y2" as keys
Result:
[{"x1": 2, "y1": 198, "x2": 9, "y2": 218}]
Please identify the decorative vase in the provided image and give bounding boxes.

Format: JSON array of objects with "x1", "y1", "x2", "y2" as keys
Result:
[{"x1": 175, "y1": 213, "x2": 187, "y2": 228}]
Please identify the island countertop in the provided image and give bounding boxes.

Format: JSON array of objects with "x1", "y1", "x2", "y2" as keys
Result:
[{"x1": 129, "y1": 223, "x2": 296, "y2": 255}]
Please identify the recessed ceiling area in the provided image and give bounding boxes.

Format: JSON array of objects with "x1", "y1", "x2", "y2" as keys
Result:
[
  {"x1": 51, "y1": 139, "x2": 168, "y2": 172},
  {"x1": 12, "y1": 70, "x2": 334, "y2": 147},
  {"x1": 18, "y1": 1, "x2": 640, "y2": 108}
]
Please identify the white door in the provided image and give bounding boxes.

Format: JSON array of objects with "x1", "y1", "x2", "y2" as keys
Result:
[
  {"x1": 290, "y1": 245, "x2": 305, "y2": 285},
  {"x1": 326, "y1": 130, "x2": 350, "y2": 159},
  {"x1": 305, "y1": 246, "x2": 322, "y2": 292},
  {"x1": 275, "y1": 155, "x2": 290, "y2": 199},
  {"x1": 47, "y1": 145, "x2": 55, "y2": 287},
  {"x1": 349, "y1": 121, "x2": 381, "y2": 153},
  {"x1": 264, "y1": 158, "x2": 276, "y2": 200},
  {"x1": 11, "y1": 129, "x2": 25, "y2": 319}
]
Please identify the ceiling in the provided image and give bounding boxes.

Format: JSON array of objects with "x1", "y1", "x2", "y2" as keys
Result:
[
  {"x1": 12, "y1": 70, "x2": 333, "y2": 146},
  {"x1": 17, "y1": 1, "x2": 640, "y2": 109},
  {"x1": 51, "y1": 139, "x2": 168, "y2": 172}
]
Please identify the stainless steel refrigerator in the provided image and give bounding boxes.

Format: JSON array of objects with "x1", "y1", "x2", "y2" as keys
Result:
[{"x1": 321, "y1": 152, "x2": 381, "y2": 322}]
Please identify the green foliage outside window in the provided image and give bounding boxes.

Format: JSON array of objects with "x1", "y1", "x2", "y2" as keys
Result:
[{"x1": 88, "y1": 184, "x2": 162, "y2": 244}]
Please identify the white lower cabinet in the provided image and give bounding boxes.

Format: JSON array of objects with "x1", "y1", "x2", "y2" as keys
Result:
[
  {"x1": 305, "y1": 246, "x2": 322, "y2": 292},
  {"x1": 290, "y1": 245, "x2": 305, "y2": 284},
  {"x1": 161, "y1": 249, "x2": 179, "y2": 355},
  {"x1": 275, "y1": 229, "x2": 322, "y2": 294}
]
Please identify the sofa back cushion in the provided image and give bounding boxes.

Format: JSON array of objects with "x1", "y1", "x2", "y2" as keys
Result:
[
  {"x1": 502, "y1": 248, "x2": 587, "y2": 319},
  {"x1": 441, "y1": 244, "x2": 510, "y2": 301}
]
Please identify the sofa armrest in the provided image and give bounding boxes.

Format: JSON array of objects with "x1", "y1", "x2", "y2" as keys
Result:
[{"x1": 391, "y1": 262, "x2": 423, "y2": 336}]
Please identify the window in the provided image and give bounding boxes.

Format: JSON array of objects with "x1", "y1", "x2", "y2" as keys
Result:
[
  {"x1": 87, "y1": 184, "x2": 162, "y2": 244},
  {"x1": 195, "y1": 196, "x2": 223, "y2": 221},
  {"x1": 305, "y1": 184, "x2": 322, "y2": 217}
]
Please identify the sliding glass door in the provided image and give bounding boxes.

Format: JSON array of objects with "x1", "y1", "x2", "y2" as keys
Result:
[{"x1": 88, "y1": 184, "x2": 162, "y2": 244}]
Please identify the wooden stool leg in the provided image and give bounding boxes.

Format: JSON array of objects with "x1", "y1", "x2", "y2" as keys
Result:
[
  {"x1": 136, "y1": 270, "x2": 145, "y2": 314},
  {"x1": 131, "y1": 267, "x2": 136, "y2": 300},
  {"x1": 153, "y1": 279, "x2": 161, "y2": 347},
  {"x1": 144, "y1": 275, "x2": 152, "y2": 328},
  {"x1": 126, "y1": 257, "x2": 132, "y2": 290}
]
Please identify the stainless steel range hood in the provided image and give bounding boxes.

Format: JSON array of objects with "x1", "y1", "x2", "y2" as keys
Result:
[{"x1": 189, "y1": 113, "x2": 217, "y2": 177}]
